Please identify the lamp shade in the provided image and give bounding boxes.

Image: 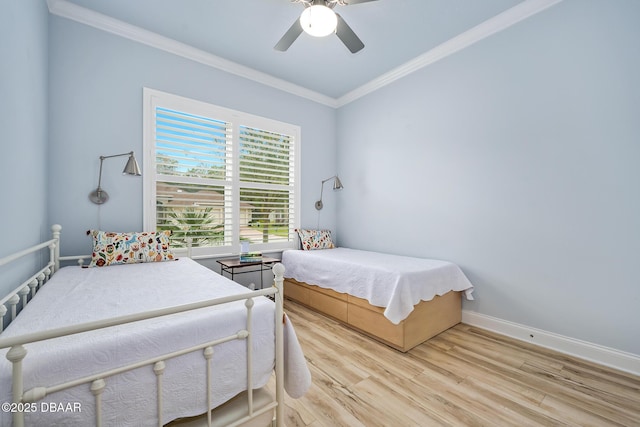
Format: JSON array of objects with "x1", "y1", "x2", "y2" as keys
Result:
[
  {"x1": 300, "y1": 5, "x2": 337, "y2": 37},
  {"x1": 123, "y1": 153, "x2": 142, "y2": 176},
  {"x1": 332, "y1": 176, "x2": 343, "y2": 190}
]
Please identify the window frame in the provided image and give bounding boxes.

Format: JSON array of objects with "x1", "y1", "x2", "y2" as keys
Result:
[{"x1": 143, "y1": 88, "x2": 301, "y2": 258}]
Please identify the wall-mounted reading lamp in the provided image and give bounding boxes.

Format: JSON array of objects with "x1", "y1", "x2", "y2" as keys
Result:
[
  {"x1": 89, "y1": 151, "x2": 142, "y2": 205},
  {"x1": 315, "y1": 175, "x2": 344, "y2": 210}
]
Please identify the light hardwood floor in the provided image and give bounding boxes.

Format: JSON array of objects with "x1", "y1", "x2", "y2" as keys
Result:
[{"x1": 270, "y1": 300, "x2": 640, "y2": 427}]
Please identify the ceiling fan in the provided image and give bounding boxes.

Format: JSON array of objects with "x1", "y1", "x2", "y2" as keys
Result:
[{"x1": 274, "y1": 0, "x2": 378, "y2": 54}]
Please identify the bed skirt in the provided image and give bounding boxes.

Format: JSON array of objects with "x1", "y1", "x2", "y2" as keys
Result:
[{"x1": 284, "y1": 278, "x2": 461, "y2": 352}]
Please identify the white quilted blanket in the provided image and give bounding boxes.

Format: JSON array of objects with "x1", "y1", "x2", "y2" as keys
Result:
[
  {"x1": 0, "y1": 258, "x2": 309, "y2": 426},
  {"x1": 282, "y1": 248, "x2": 474, "y2": 324}
]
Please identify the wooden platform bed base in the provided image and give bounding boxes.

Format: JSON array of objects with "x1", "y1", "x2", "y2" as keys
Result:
[{"x1": 283, "y1": 278, "x2": 462, "y2": 352}]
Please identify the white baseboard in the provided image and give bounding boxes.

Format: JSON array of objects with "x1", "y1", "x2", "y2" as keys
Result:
[{"x1": 461, "y1": 310, "x2": 640, "y2": 376}]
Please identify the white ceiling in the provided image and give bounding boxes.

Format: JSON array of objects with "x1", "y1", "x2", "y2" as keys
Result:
[{"x1": 49, "y1": 0, "x2": 560, "y2": 106}]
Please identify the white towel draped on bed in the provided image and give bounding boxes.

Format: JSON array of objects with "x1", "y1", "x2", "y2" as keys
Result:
[
  {"x1": 0, "y1": 258, "x2": 309, "y2": 426},
  {"x1": 283, "y1": 313, "x2": 311, "y2": 398},
  {"x1": 282, "y1": 248, "x2": 474, "y2": 324}
]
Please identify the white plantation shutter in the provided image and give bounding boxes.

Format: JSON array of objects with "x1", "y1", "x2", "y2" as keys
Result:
[
  {"x1": 143, "y1": 88, "x2": 300, "y2": 256},
  {"x1": 239, "y1": 125, "x2": 295, "y2": 245}
]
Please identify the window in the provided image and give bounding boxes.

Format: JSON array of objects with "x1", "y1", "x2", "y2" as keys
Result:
[{"x1": 143, "y1": 88, "x2": 300, "y2": 257}]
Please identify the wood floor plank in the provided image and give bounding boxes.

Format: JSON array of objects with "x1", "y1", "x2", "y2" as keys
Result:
[
  {"x1": 411, "y1": 367, "x2": 543, "y2": 427},
  {"x1": 539, "y1": 394, "x2": 623, "y2": 427},
  {"x1": 269, "y1": 300, "x2": 640, "y2": 426},
  {"x1": 559, "y1": 363, "x2": 640, "y2": 404},
  {"x1": 409, "y1": 342, "x2": 554, "y2": 419},
  {"x1": 429, "y1": 328, "x2": 640, "y2": 426},
  {"x1": 349, "y1": 376, "x2": 446, "y2": 426},
  {"x1": 373, "y1": 369, "x2": 485, "y2": 426},
  {"x1": 294, "y1": 362, "x2": 367, "y2": 427},
  {"x1": 519, "y1": 361, "x2": 640, "y2": 426},
  {"x1": 447, "y1": 344, "x2": 636, "y2": 426}
]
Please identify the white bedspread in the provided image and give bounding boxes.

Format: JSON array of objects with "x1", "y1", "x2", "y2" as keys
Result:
[
  {"x1": 0, "y1": 258, "x2": 309, "y2": 426},
  {"x1": 282, "y1": 248, "x2": 474, "y2": 324}
]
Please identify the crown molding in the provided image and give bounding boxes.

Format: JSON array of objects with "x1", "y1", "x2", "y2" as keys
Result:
[
  {"x1": 45, "y1": 0, "x2": 339, "y2": 108},
  {"x1": 336, "y1": 0, "x2": 563, "y2": 107},
  {"x1": 47, "y1": 0, "x2": 561, "y2": 109}
]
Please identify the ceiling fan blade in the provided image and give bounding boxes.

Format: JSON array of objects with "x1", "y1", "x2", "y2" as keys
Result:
[
  {"x1": 342, "y1": 0, "x2": 378, "y2": 4},
  {"x1": 335, "y1": 13, "x2": 364, "y2": 53},
  {"x1": 274, "y1": 19, "x2": 303, "y2": 51}
]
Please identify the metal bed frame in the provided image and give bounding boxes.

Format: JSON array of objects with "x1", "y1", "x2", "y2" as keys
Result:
[{"x1": 0, "y1": 225, "x2": 286, "y2": 427}]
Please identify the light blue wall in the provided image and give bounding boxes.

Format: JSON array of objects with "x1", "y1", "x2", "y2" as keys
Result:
[
  {"x1": 336, "y1": 0, "x2": 640, "y2": 355},
  {"x1": 0, "y1": 0, "x2": 49, "y2": 297},
  {"x1": 47, "y1": 16, "x2": 337, "y2": 256},
  {"x1": 6, "y1": 0, "x2": 638, "y2": 358}
]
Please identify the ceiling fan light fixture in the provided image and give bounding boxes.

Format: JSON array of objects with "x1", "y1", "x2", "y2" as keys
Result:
[{"x1": 300, "y1": 5, "x2": 337, "y2": 37}]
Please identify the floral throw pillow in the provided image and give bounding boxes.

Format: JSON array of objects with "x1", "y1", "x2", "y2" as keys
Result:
[
  {"x1": 295, "y1": 229, "x2": 335, "y2": 251},
  {"x1": 87, "y1": 230, "x2": 175, "y2": 267}
]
